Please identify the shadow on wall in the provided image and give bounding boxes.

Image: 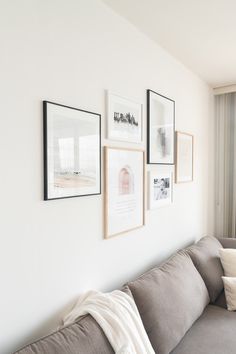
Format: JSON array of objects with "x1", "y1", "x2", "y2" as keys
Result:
[
  {"x1": 13, "y1": 297, "x2": 78, "y2": 354},
  {"x1": 104, "y1": 236, "x2": 197, "y2": 292},
  {"x1": 138, "y1": 236, "x2": 196, "y2": 274}
]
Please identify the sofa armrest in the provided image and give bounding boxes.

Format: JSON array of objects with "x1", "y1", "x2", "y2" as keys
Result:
[{"x1": 218, "y1": 237, "x2": 236, "y2": 249}]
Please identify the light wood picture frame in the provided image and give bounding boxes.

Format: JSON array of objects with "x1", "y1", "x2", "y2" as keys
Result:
[
  {"x1": 175, "y1": 131, "x2": 194, "y2": 183},
  {"x1": 104, "y1": 146, "x2": 145, "y2": 239}
]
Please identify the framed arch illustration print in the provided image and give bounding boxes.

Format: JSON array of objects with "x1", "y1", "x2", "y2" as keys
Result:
[
  {"x1": 104, "y1": 147, "x2": 145, "y2": 238},
  {"x1": 147, "y1": 89, "x2": 175, "y2": 164}
]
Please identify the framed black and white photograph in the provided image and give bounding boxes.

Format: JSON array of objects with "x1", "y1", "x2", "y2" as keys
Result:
[
  {"x1": 148, "y1": 172, "x2": 173, "y2": 209},
  {"x1": 107, "y1": 92, "x2": 143, "y2": 143},
  {"x1": 147, "y1": 89, "x2": 175, "y2": 164},
  {"x1": 105, "y1": 147, "x2": 145, "y2": 238},
  {"x1": 43, "y1": 101, "x2": 101, "y2": 200},
  {"x1": 175, "y1": 131, "x2": 194, "y2": 183}
]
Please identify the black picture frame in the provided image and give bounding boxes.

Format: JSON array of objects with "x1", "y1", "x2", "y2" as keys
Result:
[
  {"x1": 147, "y1": 89, "x2": 175, "y2": 164},
  {"x1": 43, "y1": 101, "x2": 101, "y2": 200}
]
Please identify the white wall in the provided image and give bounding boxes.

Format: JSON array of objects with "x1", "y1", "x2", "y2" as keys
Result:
[{"x1": 0, "y1": 0, "x2": 213, "y2": 353}]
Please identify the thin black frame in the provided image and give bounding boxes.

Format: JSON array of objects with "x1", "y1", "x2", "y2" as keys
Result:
[
  {"x1": 147, "y1": 89, "x2": 175, "y2": 165},
  {"x1": 43, "y1": 100, "x2": 101, "y2": 200}
]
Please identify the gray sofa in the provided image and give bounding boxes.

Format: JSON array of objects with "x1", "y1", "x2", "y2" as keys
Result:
[{"x1": 14, "y1": 236, "x2": 236, "y2": 354}]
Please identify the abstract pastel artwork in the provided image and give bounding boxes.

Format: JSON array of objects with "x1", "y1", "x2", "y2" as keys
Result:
[
  {"x1": 147, "y1": 89, "x2": 175, "y2": 164},
  {"x1": 175, "y1": 131, "x2": 193, "y2": 183}
]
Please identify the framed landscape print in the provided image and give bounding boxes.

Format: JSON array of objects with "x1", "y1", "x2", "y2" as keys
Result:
[
  {"x1": 105, "y1": 147, "x2": 145, "y2": 238},
  {"x1": 107, "y1": 92, "x2": 143, "y2": 143},
  {"x1": 148, "y1": 171, "x2": 173, "y2": 209},
  {"x1": 147, "y1": 89, "x2": 175, "y2": 164},
  {"x1": 43, "y1": 101, "x2": 101, "y2": 200},
  {"x1": 175, "y1": 132, "x2": 193, "y2": 183}
]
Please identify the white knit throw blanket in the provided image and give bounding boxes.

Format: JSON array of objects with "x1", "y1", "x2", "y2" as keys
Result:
[{"x1": 62, "y1": 290, "x2": 155, "y2": 354}]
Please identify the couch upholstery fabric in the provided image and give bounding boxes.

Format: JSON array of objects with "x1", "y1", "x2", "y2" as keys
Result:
[
  {"x1": 14, "y1": 287, "x2": 133, "y2": 354},
  {"x1": 214, "y1": 290, "x2": 227, "y2": 309},
  {"x1": 126, "y1": 252, "x2": 209, "y2": 354},
  {"x1": 14, "y1": 315, "x2": 114, "y2": 354},
  {"x1": 186, "y1": 236, "x2": 224, "y2": 302},
  {"x1": 219, "y1": 237, "x2": 236, "y2": 249},
  {"x1": 171, "y1": 305, "x2": 236, "y2": 354}
]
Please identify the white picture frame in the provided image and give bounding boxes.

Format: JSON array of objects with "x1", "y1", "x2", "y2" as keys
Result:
[
  {"x1": 107, "y1": 91, "x2": 143, "y2": 143},
  {"x1": 148, "y1": 171, "x2": 173, "y2": 209},
  {"x1": 105, "y1": 147, "x2": 145, "y2": 238},
  {"x1": 175, "y1": 132, "x2": 194, "y2": 183}
]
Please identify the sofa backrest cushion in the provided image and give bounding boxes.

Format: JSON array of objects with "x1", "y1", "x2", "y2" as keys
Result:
[
  {"x1": 218, "y1": 237, "x2": 236, "y2": 249},
  {"x1": 186, "y1": 236, "x2": 224, "y2": 302},
  {"x1": 126, "y1": 252, "x2": 209, "y2": 354},
  {"x1": 14, "y1": 315, "x2": 114, "y2": 354}
]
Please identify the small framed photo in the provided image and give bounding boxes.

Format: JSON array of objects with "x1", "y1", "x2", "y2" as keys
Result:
[
  {"x1": 148, "y1": 172, "x2": 173, "y2": 209},
  {"x1": 107, "y1": 92, "x2": 143, "y2": 143},
  {"x1": 175, "y1": 132, "x2": 194, "y2": 183},
  {"x1": 147, "y1": 89, "x2": 175, "y2": 164},
  {"x1": 43, "y1": 101, "x2": 101, "y2": 200},
  {"x1": 105, "y1": 147, "x2": 145, "y2": 238}
]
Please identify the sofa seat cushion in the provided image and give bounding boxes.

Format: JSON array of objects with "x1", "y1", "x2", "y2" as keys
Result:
[
  {"x1": 171, "y1": 305, "x2": 236, "y2": 354},
  {"x1": 126, "y1": 252, "x2": 209, "y2": 354},
  {"x1": 186, "y1": 236, "x2": 224, "y2": 302},
  {"x1": 14, "y1": 314, "x2": 114, "y2": 354}
]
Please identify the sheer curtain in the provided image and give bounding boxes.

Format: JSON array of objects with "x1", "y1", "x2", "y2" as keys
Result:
[{"x1": 215, "y1": 93, "x2": 236, "y2": 237}]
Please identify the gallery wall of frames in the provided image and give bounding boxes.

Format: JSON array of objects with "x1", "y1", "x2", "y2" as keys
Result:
[{"x1": 43, "y1": 89, "x2": 194, "y2": 239}]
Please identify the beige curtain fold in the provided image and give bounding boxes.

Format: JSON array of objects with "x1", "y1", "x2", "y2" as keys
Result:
[{"x1": 215, "y1": 93, "x2": 236, "y2": 238}]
